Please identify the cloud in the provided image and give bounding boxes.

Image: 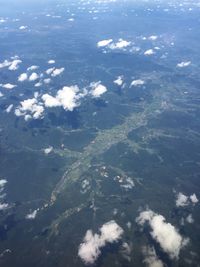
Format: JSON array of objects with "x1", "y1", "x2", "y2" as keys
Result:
[
  {"x1": 15, "y1": 97, "x2": 44, "y2": 120},
  {"x1": 46, "y1": 67, "x2": 55, "y2": 75},
  {"x1": 113, "y1": 76, "x2": 123, "y2": 86},
  {"x1": 176, "y1": 192, "x2": 189, "y2": 207},
  {"x1": 142, "y1": 246, "x2": 164, "y2": 267},
  {"x1": 8, "y1": 59, "x2": 22, "y2": 70},
  {"x1": 27, "y1": 65, "x2": 39, "y2": 71},
  {"x1": 25, "y1": 209, "x2": 38, "y2": 220},
  {"x1": 18, "y1": 73, "x2": 28, "y2": 82},
  {"x1": 176, "y1": 61, "x2": 191, "y2": 68},
  {"x1": 185, "y1": 214, "x2": 194, "y2": 224},
  {"x1": 78, "y1": 220, "x2": 123, "y2": 265},
  {"x1": 109, "y1": 39, "x2": 131, "y2": 50},
  {"x1": 190, "y1": 193, "x2": 198, "y2": 204},
  {"x1": 29, "y1": 72, "x2": 39, "y2": 81},
  {"x1": 48, "y1": 60, "x2": 55, "y2": 64},
  {"x1": 90, "y1": 82, "x2": 107, "y2": 98},
  {"x1": 51, "y1": 67, "x2": 65, "y2": 77},
  {"x1": 175, "y1": 192, "x2": 198, "y2": 207},
  {"x1": 0, "y1": 83, "x2": 17, "y2": 90},
  {"x1": 97, "y1": 39, "x2": 113, "y2": 47},
  {"x1": 44, "y1": 146, "x2": 53, "y2": 154},
  {"x1": 148, "y1": 35, "x2": 158, "y2": 41},
  {"x1": 19, "y1": 25, "x2": 28, "y2": 30},
  {"x1": 42, "y1": 85, "x2": 81, "y2": 111},
  {"x1": 136, "y1": 209, "x2": 188, "y2": 259},
  {"x1": 0, "y1": 179, "x2": 7, "y2": 188},
  {"x1": 0, "y1": 179, "x2": 9, "y2": 210},
  {"x1": 130, "y1": 79, "x2": 145, "y2": 87},
  {"x1": 6, "y1": 104, "x2": 13, "y2": 113},
  {"x1": 144, "y1": 49, "x2": 155, "y2": 56}
]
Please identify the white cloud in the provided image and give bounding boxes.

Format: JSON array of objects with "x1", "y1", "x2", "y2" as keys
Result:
[
  {"x1": 15, "y1": 97, "x2": 44, "y2": 120},
  {"x1": 42, "y1": 85, "x2": 80, "y2": 111},
  {"x1": 48, "y1": 60, "x2": 55, "y2": 64},
  {"x1": 42, "y1": 94, "x2": 60, "y2": 108},
  {"x1": 0, "y1": 179, "x2": 7, "y2": 188},
  {"x1": 130, "y1": 79, "x2": 145, "y2": 87},
  {"x1": 136, "y1": 209, "x2": 188, "y2": 259},
  {"x1": 148, "y1": 35, "x2": 158, "y2": 41},
  {"x1": 26, "y1": 209, "x2": 38, "y2": 220},
  {"x1": 44, "y1": 146, "x2": 53, "y2": 154},
  {"x1": 56, "y1": 86, "x2": 80, "y2": 110},
  {"x1": 109, "y1": 39, "x2": 131, "y2": 50},
  {"x1": 46, "y1": 67, "x2": 55, "y2": 75},
  {"x1": 175, "y1": 192, "x2": 198, "y2": 207},
  {"x1": 78, "y1": 220, "x2": 123, "y2": 265},
  {"x1": 176, "y1": 193, "x2": 189, "y2": 207},
  {"x1": 51, "y1": 67, "x2": 65, "y2": 77},
  {"x1": 185, "y1": 214, "x2": 194, "y2": 224},
  {"x1": 0, "y1": 203, "x2": 9, "y2": 211},
  {"x1": 19, "y1": 25, "x2": 28, "y2": 30},
  {"x1": 8, "y1": 59, "x2": 22, "y2": 70},
  {"x1": 97, "y1": 39, "x2": 113, "y2": 47},
  {"x1": 0, "y1": 83, "x2": 17, "y2": 90},
  {"x1": 43, "y1": 78, "x2": 51, "y2": 84},
  {"x1": 90, "y1": 82, "x2": 107, "y2": 98},
  {"x1": 113, "y1": 76, "x2": 123, "y2": 86},
  {"x1": 0, "y1": 59, "x2": 12, "y2": 69},
  {"x1": 177, "y1": 61, "x2": 191, "y2": 68},
  {"x1": 27, "y1": 65, "x2": 39, "y2": 71},
  {"x1": 144, "y1": 49, "x2": 155, "y2": 56},
  {"x1": 6, "y1": 104, "x2": 13, "y2": 113},
  {"x1": 18, "y1": 73, "x2": 28, "y2": 82},
  {"x1": 0, "y1": 92, "x2": 3, "y2": 97},
  {"x1": 142, "y1": 246, "x2": 164, "y2": 267},
  {"x1": 190, "y1": 193, "x2": 198, "y2": 204},
  {"x1": 29, "y1": 72, "x2": 39, "y2": 81}
]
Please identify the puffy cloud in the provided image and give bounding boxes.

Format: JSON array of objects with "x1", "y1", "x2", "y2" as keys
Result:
[
  {"x1": 46, "y1": 67, "x2": 55, "y2": 75},
  {"x1": 26, "y1": 209, "x2": 38, "y2": 220},
  {"x1": 0, "y1": 83, "x2": 16, "y2": 90},
  {"x1": 6, "y1": 104, "x2": 13, "y2": 113},
  {"x1": 144, "y1": 49, "x2": 155, "y2": 56},
  {"x1": 113, "y1": 76, "x2": 123, "y2": 86},
  {"x1": 51, "y1": 67, "x2": 65, "y2": 77},
  {"x1": 56, "y1": 86, "x2": 80, "y2": 110},
  {"x1": 15, "y1": 97, "x2": 44, "y2": 120},
  {"x1": 136, "y1": 209, "x2": 188, "y2": 259},
  {"x1": 42, "y1": 85, "x2": 80, "y2": 111},
  {"x1": 176, "y1": 193, "x2": 189, "y2": 207},
  {"x1": 44, "y1": 146, "x2": 53, "y2": 154},
  {"x1": 185, "y1": 214, "x2": 194, "y2": 224},
  {"x1": 190, "y1": 193, "x2": 198, "y2": 204},
  {"x1": 0, "y1": 59, "x2": 12, "y2": 69},
  {"x1": 78, "y1": 220, "x2": 123, "y2": 265},
  {"x1": 0, "y1": 179, "x2": 9, "y2": 210},
  {"x1": 0, "y1": 179, "x2": 7, "y2": 188},
  {"x1": 148, "y1": 35, "x2": 158, "y2": 41},
  {"x1": 142, "y1": 246, "x2": 164, "y2": 267},
  {"x1": 29, "y1": 72, "x2": 39, "y2": 81},
  {"x1": 97, "y1": 39, "x2": 113, "y2": 47},
  {"x1": 42, "y1": 94, "x2": 60, "y2": 108},
  {"x1": 8, "y1": 59, "x2": 22, "y2": 70},
  {"x1": 177, "y1": 61, "x2": 191, "y2": 68},
  {"x1": 90, "y1": 82, "x2": 107, "y2": 98},
  {"x1": 19, "y1": 25, "x2": 28, "y2": 30},
  {"x1": 130, "y1": 79, "x2": 145, "y2": 87},
  {"x1": 48, "y1": 60, "x2": 55, "y2": 64},
  {"x1": 175, "y1": 192, "x2": 198, "y2": 207},
  {"x1": 27, "y1": 65, "x2": 39, "y2": 71},
  {"x1": 18, "y1": 73, "x2": 28, "y2": 82},
  {"x1": 109, "y1": 39, "x2": 131, "y2": 50}
]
